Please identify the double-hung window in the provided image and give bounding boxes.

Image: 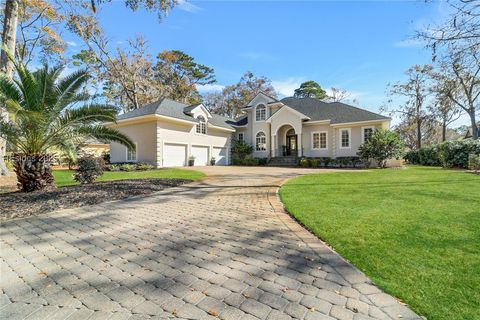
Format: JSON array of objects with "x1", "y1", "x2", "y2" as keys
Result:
[
  {"x1": 256, "y1": 104, "x2": 266, "y2": 121},
  {"x1": 312, "y1": 132, "x2": 327, "y2": 150},
  {"x1": 196, "y1": 116, "x2": 207, "y2": 134},
  {"x1": 340, "y1": 129, "x2": 351, "y2": 149},
  {"x1": 127, "y1": 143, "x2": 137, "y2": 162}
]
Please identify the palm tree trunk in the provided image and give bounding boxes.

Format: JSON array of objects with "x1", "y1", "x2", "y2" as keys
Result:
[
  {"x1": 13, "y1": 154, "x2": 55, "y2": 192},
  {"x1": 0, "y1": 0, "x2": 19, "y2": 176}
]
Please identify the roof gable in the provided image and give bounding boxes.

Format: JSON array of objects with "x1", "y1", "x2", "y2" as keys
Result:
[{"x1": 245, "y1": 92, "x2": 279, "y2": 108}]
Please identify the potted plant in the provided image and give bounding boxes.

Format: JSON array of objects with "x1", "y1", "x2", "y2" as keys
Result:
[
  {"x1": 210, "y1": 157, "x2": 216, "y2": 166},
  {"x1": 188, "y1": 156, "x2": 195, "y2": 166}
]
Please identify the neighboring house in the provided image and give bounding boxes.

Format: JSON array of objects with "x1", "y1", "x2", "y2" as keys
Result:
[
  {"x1": 108, "y1": 92, "x2": 390, "y2": 167},
  {"x1": 107, "y1": 98, "x2": 235, "y2": 167},
  {"x1": 80, "y1": 139, "x2": 109, "y2": 157}
]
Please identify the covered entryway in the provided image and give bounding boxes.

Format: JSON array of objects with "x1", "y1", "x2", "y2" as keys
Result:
[
  {"x1": 276, "y1": 125, "x2": 300, "y2": 157},
  {"x1": 212, "y1": 147, "x2": 228, "y2": 165},
  {"x1": 163, "y1": 143, "x2": 187, "y2": 167},
  {"x1": 191, "y1": 145, "x2": 209, "y2": 166}
]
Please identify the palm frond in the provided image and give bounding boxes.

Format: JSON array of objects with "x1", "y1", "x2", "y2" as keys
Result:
[
  {"x1": 0, "y1": 74, "x2": 22, "y2": 103},
  {"x1": 57, "y1": 104, "x2": 118, "y2": 127},
  {"x1": 76, "y1": 125, "x2": 135, "y2": 150}
]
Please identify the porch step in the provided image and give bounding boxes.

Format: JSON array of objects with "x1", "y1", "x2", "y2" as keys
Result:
[{"x1": 267, "y1": 156, "x2": 298, "y2": 167}]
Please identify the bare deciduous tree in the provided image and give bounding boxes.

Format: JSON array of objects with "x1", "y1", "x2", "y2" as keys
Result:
[{"x1": 385, "y1": 65, "x2": 433, "y2": 149}]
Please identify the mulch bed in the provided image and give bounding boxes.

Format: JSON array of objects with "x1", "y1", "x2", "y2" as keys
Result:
[{"x1": 0, "y1": 178, "x2": 190, "y2": 221}]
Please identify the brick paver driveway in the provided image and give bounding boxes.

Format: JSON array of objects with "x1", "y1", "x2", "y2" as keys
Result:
[{"x1": 1, "y1": 167, "x2": 420, "y2": 320}]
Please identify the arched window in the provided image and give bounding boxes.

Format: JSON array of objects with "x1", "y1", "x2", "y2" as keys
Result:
[
  {"x1": 255, "y1": 104, "x2": 266, "y2": 121},
  {"x1": 256, "y1": 132, "x2": 266, "y2": 151},
  {"x1": 196, "y1": 115, "x2": 207, "y2": 134}
]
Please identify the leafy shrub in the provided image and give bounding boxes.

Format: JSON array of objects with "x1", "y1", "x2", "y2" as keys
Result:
[
  {"x1": 337, "y1": 157, "x2": 351, "y2": 168},
  {"x1": 102, "y1": 151, "x2": 110, "y2": 163},
  {"x1": 323, "y1": 157, "x2": 331, "y2": 167},
  {"x1": 310, "y1": 159, "x2": 319, "y2": 168},
  {"x1": 231, "y1": 139, "x2": 253, "y2": 160},
  {"x1": 73, "y1": 156, "x2": 105, "y2": 184},
  {"x1": 405, "y1": 139, "x2": 480, "y2": 168},
  {"x1": 136, "y1": 163, "x2": 154, "y2": 171},
  {"x1": 120, "y1": 163, "x2": 136, "y2": 171},
  {"x1": 357, "y1": 129, "x2": 405, "y2": 168},
  {"x1": 468, "y1": 154, "x2": 480, "y2": 172},
  {"x1": 257, "y1": 158, "x2": 268, "y2": 166},
  {"x1": 107, "y1": 164, "x2": 121, "y2": 171},
  {"x1": 299, "y1": 158, "x2": 309, "y2": 167}
]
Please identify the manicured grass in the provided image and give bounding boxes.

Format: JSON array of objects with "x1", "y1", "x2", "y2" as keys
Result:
[
  {"x1": 53, "y1": 168, "x2": 205, "y2": 187},
  {"x1": 279, "y1": 166, "x2": 480, "y2": 320}
]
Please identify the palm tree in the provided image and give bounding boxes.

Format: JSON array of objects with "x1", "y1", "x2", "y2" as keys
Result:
[{"x1": 0, "y1": 53, "x2": 134, "y2": 192}]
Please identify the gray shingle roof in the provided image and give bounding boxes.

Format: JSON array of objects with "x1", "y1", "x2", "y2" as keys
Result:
[
  {"x1": 116, "y1": 98, "x2": 235, "y2": 130},
  {"x1": 280, "y1": 97, "x2": 390, "y2": 124}
]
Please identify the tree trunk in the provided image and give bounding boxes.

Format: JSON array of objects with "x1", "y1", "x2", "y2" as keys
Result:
[
  {"x1": 442, "y1": 119, "x2": 447, "y2": 142},
  {"x1": 416, "y1": 119, "x2": 422, "y2": 149},
  {"x1": 13, "y1": 154, "x2": 55, "y2": 192},
  {"x1": 471, "y1": 112, "x2": 478, "y2": 140},
  {"x1": 0, "y1": 0, "x2": 19, "y2": 176}
]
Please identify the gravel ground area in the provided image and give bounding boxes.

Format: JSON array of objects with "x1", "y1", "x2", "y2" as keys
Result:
[{"x1": 0, "y1": 178, "x2": 190, "y2": 221}]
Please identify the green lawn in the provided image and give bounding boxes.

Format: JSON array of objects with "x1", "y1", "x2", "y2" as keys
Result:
[
  {"x1": 279, "y1": 166, "x2": 480, "y2": 320},
  {"x1": 53, "y1": 168, "x2": 205, "y2": 187}
]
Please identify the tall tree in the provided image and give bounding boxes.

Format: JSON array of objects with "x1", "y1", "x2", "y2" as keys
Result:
[
  {"x1": 204, "y1": 71, "x2": 277, "y2": 118},
  {"x1": 327, "y1": 86, "x2": 359, "y2": 104},
  {"x1": 0, "y1": 0, "x2": 19, "y2": 176},
  {"x1": 155, "y1": 50, "x2": 215, "y2": 104},
  {"x1": 435, "y1": 45, "x2": 480, "y2": 140},
  {"x1": 429, "y1": 73, "x2": 462, "y2": 141},
  {"x1": 293, "y1": 80, "x2": 327, "y2": 99},
  {"x1": 386, "y1": 65, "x2": 433, "y2": 149}
]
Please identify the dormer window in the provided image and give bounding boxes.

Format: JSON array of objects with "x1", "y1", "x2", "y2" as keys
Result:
[
  {"x1": 255, "y1": 104, "x2": 266, "y2": 121},
  {"x1": 196, "y1": 115, "x2": 207, "y2": 134}
]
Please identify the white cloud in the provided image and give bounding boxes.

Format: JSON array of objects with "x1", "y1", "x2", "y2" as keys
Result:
[
  {"x1": 271, "y1": 77, "x2": 305, "y2": 97},
  {"x1": 197, "y1": 83, "x2": 225, "y2": 93},
  {"x1": 177, "y1": 0, "x2": 202, "y2": 13},
  {"x1": 66, "y1": 41, "x2": 77, "y2": 47}
]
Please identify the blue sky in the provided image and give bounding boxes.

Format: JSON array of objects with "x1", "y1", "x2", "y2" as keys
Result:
[{"x1": 66, "y1": 0, "x2": 454, "y2": 122}]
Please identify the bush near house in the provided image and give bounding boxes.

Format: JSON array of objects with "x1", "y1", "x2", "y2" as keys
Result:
[
  {"x1": 405, "y1": 139, "x2": 480, "y2": 168},
  {"x1": 232, "y1": 156, "x2": 267, "y2": 166},
  {"x1": 231, "y1": 139, "x2": 254, "y2": 161},
  {"x1": 298, "y1": 157, "x2": 362, "y2": 168},
  {"x1": 73, "y1": 156, "x2": 106, "y2": 184},
  {"x1": 106, "y1": 162, "x2": 155, "y2": 171},
  {"x1": 357, "y1": 129, "x2": 405, "y2": 168}
]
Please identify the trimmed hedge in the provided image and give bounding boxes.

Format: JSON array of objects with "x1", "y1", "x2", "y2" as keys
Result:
[
  {"x1": 298, "y1": 157, "x2": 362, "y2": 168},
  {"x1": 404, "y1": 139, "x2": 480, "y2": 168},
  {"x1": 232, "y1": 157, "x2": 268, "y2": 166}
]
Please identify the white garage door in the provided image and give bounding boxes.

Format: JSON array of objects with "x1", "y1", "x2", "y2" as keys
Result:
[
  {"x1": 163, "y1": 143, "x2": 187, "y2": 167},
  {"x1": 212, "y1": 147, "x2": 228, "y2": 165},
  {"x1": 191, "y1": 146, "x2": 209, "y2": 166}
]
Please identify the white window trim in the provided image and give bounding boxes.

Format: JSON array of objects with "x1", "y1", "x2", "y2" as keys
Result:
[
  {"x1": 126, "y1": 142, "x2": 137, "y2": 162},
  {"x1": 255, "y1": 131, "x2": 267, "y2": 152},
  {"x1": 339, "y1": 128, "x2": 351, "y2": 149},
  {"x1": 312, "y1": 131, "x2": 328, "y2": 150},
  {"x1": 361, "y1": 126, "x2": 374, "y2": 144},
  {"x1": 238, "y1": 133, "x2": 244, "y2": 141},
  {"x1": 195, "y1": 116, "x2": 207, "y2": 135},
  {"x1": 255, "y1": 104, "x2": 267, "y2": 122}
]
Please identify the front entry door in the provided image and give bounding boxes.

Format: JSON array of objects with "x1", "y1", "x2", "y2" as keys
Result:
[{"x1": 286, "y1": 135, "x2": 297, "y2": 156}]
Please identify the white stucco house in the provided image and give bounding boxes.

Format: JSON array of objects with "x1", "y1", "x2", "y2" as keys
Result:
[{"x1": 108, "y1": 92, "x2": 391, "y2": 167}]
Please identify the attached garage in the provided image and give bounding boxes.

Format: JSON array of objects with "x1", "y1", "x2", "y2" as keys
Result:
[
  {"x1": 191, "y1": 145, "x2": 209, "y2": 166},
  {"x1": 212, "y1": 147, "x2": 228, "y2": 165},
  {"x1": 163, "y1": 143, "x2": 187, "y2": 167}
]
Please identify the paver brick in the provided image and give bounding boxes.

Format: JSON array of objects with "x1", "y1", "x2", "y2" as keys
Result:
[{"x1": 0, "y1": 167, "x2": 420, "y2": 320}]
